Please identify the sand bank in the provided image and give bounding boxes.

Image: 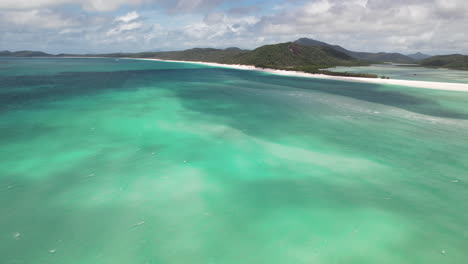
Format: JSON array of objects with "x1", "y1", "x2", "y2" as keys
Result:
[{"x1": 133, "y1": 58, "x2": 468, "y2": 92}]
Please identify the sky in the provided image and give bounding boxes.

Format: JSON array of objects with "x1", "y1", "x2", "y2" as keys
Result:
[{"x1": 0, "y1": 0, "x2": 467, "y2": 55}]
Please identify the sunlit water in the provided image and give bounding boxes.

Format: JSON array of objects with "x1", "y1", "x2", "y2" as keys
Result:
[
  {"x1": 328, "y1": 64, "x2": 468, "y2": 84},
  {"x1": 1, "y1": 58, "x2": 467, "y2": 264}
]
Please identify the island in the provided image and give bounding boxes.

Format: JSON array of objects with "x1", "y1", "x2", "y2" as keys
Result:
[{"x1": 2, "y1": 38, "x2": 468, "y2": 76}]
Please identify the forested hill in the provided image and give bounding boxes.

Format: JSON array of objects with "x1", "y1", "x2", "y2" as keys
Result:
[
  {"x1": 5, "y1": 39, "x2": 467, "y2": 72},
  {"x1": 0, "y1": 43, "x2": 379, "y2": 78},
  {"x1": 0, "y1": 50, "x2": 53, "y2": 57},
  {"x1": 420, "y1": 55, "x2": 468, "y2": 70},
  {"x1": 138, "y1": 47, "x2": 249, "y2": 63},
  {"x1": 407, "y1": 52, "x2": 431, "y2": 60},
  {"x1": 224, "y1": 42, "x2": 365, "y2": 67},
  {"x1": 0, "y1": 44, "x2": 368, "y2": 69},
  {"x1": 129, "y1": 42, "x2": 368, "y2": 68},
  {"x1": 293, "y1": 38, "x2": 415, "y2": 63}
]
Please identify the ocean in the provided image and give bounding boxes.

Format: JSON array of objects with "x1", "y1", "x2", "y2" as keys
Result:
[
  {"x1": 1, "y1": 58, "x2": 467, "y2": 264},
  {"x1": 328, "y1": 64, "x2": 468, "y2": 84}
]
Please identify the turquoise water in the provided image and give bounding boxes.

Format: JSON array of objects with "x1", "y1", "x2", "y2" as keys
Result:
[
  {"x1": 328, "y1": 64, "x2": 468, "y2": 84},
  {"x1": 1, "y1": 58, "x2": 467, "y2": 264}
]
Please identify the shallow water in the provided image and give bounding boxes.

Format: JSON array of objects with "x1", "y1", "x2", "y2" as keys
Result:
[
  {"x1": 1, "y1": 58, "x2": 467, "y2": 264},
  {"x1": 328, "y1": 64, "x2": 468, "y2": 84}
]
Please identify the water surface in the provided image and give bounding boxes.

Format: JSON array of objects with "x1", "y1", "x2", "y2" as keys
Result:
[
  {"x1": 1, "y1": 58, "x2": 467, "y2": 264},
  {"x1": 328, "y1": 64, "x2": 468, "y2": 84}
]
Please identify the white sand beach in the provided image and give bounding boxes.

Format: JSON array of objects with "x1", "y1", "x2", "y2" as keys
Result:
[{"x1": 134, "y1": 58, "x2": 468, "y2": 92}]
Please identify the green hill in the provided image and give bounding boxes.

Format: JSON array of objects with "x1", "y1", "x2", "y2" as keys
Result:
[
  {"x1": 134, "y1": 48, "x2": 249, "y2": 62},
  {"x1": 0, "y1": 42, "x2": 378, "y2": 78},
  {"x1": 130, "y1": 42, "x2": 374, "y2": 77},
  {"x1": 0, "y1": 50, "x2": 53, "y2": 57},
  {"x1": 139, "y1": 42, "x2": 367, "y2": 68},
  {"x1": 225, "y1": 42, "x2": 362, "y2": 67},
  {"x1": 420, "y1": 55, "x2": 468, "y2": 70},
  {"x1": 407, "y1": 52, "x2": 431, "y2": 60},
  {"x1": 353, "y1": 52, "x2": 415, "y2": 64},
  {"x1": 294, "y1": 38, "x2": 415, "y2": 63}
]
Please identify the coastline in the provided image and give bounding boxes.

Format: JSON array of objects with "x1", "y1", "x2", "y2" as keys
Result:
[{"x1": 132, "y1": 58, "x2": 468, "y2": 92}]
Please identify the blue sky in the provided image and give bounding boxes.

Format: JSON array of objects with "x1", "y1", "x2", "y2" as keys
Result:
[{"x1": 1, "y1": 0, "x2": 467, "y2": 54}]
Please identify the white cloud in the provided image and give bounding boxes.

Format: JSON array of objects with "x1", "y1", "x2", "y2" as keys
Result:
[
  {"x1": 304, "y1": 0, "x2": 332, "y2": 15},
  {"x1": 116, "y1": 11, "x2": 140, "y2": 23},
  {"x1": 106, "y1": 11, "x2": 146, "y2": 38},
  {"x1": 181, "y1": 12, "x2": 259, "y2": 44},
  {"x1": 0, "y1": 0, "x2": 70, "y2": 9},
  {"x1": 0, "y1": 0, "x2": 228, "y2": 12},
  {"x1": 0, "y1": 0, "x2": 467, "y2": 54},
  {"x1": 172, "y1": 0, "x2": 222, "y2": 12},
  {"x1": 253, "y1": 0, "x2": 468, "y2": 54},
  {"x1": 82, "y1": 0, "x2": 143, "y2": 12},
  {"x1": 107, "y1": 21, "x2": 144, "y2": 36},
  {"x1": 203, "y1": 12, "x2": 225, "y2": 24},
  {"x1": 0, "y1": 0, "x2": 143, "y2": 12},
  {"x1": 0, "y1": 9, "x2": 77, "y2": 29}
]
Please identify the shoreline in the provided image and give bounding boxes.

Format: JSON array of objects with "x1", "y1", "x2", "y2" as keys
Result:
[{"x1": 132, "y1": 58, "x2": 468, "y2": 92}]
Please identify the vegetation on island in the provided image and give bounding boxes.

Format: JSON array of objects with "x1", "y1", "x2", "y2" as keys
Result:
[
  {"x1": 131, "y1": 42, "x2": 380, "y2": 78},
  {"x1": 0, "y1": 43, "x2": 382, "y2": 78},
  {"x1": 140, "y1": 47, "x2": 249, "y2": 62},
  {"x1": 3, "y1": 37, "x2": 467, "y2": 75},
  {"x1": 254, "y1": 65, "x2": 379, "y2": 78},
  {"x1": 293, "y1": 38, "x2": 416, "y2": 64},
  {"x1": 420, "y1": 55, "x2": 468, "y2": 70},
  {"x1": 407, "y1": 52, "x2": 431, "y2": 60},
  {"x1": 0, "y1": 50, "x2": 52, "y2": 57},
  {"x1": 224, "y1": 43, "x2": 368, "y2": 67}
]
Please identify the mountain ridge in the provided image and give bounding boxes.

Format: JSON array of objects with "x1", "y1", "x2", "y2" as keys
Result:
[
  {"x1": 293, "y1": 38, "x2": 415, "y2": 63},
  {"x1": 2, "y1": 38, "x2": 468, "y2": 71},
  {"x1": 407, "y1": 52, "x2": 431, "y2": 60},
  {"x1": 421, "y1": 54, "x2": 468, "y2": 70},
  {"x1": 0, "y1": 50, "x2": 53, "y2": 57}
]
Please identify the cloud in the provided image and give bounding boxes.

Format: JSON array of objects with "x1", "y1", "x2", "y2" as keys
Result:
[
  {"x1": 107, "y1": 21, "x2": 144, "y2": 36},
  {"x1": 252, "y1": 0, "x2": 468, "y2": 54},
  {"x1": 171, "y1": 0, "x2": 223, "y2": 12},
  {"x1": 203, "y1": 12, "x2": 225, "y2": 24},
  {"x1": 185, "y1": 12, "x2": 259, "y2": 41},
  {"x1": 115, "y1": 11, "x2": 139, "y2": 23},
  {"x1": 0, "y1": 0, "x2": 143, "y2": 12},
  {"x1": 0, "y1": 0, "x2": 70, "y2": 9},
  {"x1": 0, "y1": 9, "x2": 78, "y2": 29},
  {"x1": 227, "y1": 6, "x2": 261, "y2": 16},
  {"x1": 0, "y1": 0, "x2": 231, "y2": 13},
  {"x1": 0, "y1": 0, "x2": 467, "y2": 54},
  {"x1": 107, "y1": 11, "x2": 145, "y2": 38}
]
